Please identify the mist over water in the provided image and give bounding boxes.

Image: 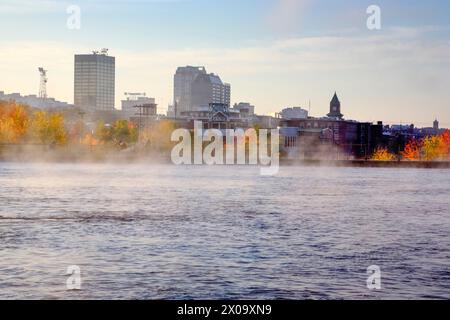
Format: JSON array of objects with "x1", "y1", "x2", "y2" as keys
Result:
[{"x1": 0, "y1": 163, "x2": 449, "y2": 299}]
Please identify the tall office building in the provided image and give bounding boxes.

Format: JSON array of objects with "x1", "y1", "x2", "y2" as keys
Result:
[
  {"x1": 74, "y1": 50, "x2": 115, "y2": 111},
  {"x1": 173, "y1": 66, "x2": 230, "y2": 117}
]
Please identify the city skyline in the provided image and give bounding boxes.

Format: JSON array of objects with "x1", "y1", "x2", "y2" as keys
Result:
[{"x1": 0, "y1": 0, "x2": 449, "y2": 126}]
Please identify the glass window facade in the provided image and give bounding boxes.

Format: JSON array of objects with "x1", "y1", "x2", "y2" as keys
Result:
[{"x1": 74, "y1": 54, "x2": 115, "y2": 111}]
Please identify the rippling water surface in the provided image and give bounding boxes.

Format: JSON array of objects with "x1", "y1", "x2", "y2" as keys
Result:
[{"x1": 0, "y1": 163, "x2": 449, "y2": 299}]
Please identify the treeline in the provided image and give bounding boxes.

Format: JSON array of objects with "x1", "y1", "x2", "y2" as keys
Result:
[
  {"x1": 0, "y1": 101, "x2": 138, "y2": 147},
  {"x1": 372, "y1": 131, "x2": 450, "y2": 161},
  {"x1": 0, "y1": 101, "x2": 65, "y2": 145}
]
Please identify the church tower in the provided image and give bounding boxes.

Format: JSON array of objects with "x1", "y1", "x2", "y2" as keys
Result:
[
  {"x1": 327, "y1": 92, "x2": 343, "y2": 119},
  {"x1": 433, "y1": 119, "x2": 439, "y2": 131}
]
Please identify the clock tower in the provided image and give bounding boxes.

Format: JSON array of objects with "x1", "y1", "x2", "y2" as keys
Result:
[{"x1": 327, "y1": 92, "x2": 344, "y2": 119}]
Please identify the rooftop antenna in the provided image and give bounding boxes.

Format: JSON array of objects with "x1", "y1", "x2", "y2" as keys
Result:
[{"x1": 38, "y1": 67, "x2": 48, "y2": 99}]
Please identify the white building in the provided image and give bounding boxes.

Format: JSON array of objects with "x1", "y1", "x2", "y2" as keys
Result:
[
  {"x1": 74, "y1": 50, "x2": 115, "y2": 112},
  {"x1": 0, "y1": 91, "x2": 72, "y2": 109},
  {"x1": 121, "y1": 94, "x2": 155, "y2": 117},
  {"x1": 277, "y1": 107, "x2": 309, "y2": 120},
  {"x1": 173, "y1": 66, "x2": 231, "y2": 117}
]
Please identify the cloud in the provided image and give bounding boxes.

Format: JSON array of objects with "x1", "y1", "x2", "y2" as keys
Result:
[
  {"x1": 0, "y1": 0, "x2": 68, "y2": 14},
  {"x1": 0, "y1": 0, "x2": 159, "y2": 14},
  {"x1": 267, "y1": 0, "x2": 314, "y2": 32}
]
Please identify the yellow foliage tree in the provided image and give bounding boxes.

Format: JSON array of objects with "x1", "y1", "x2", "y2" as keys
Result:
[
  {"x1": 29, "y1": 111, "x2": 67, "y2": 145},
  {"x1": 422, "y1": 135, "x2": 446, "y2": 161},
  {"x1": 371, "y1": 147, "x2": 396, "y2": 161},
  {"x1": 140, "y1": 120, "x2": 176, "y2": 152}
]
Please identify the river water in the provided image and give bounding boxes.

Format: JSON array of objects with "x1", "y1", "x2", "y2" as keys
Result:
[{"x1": 0, "y1": 163, "x2": 449, "y2": 299}]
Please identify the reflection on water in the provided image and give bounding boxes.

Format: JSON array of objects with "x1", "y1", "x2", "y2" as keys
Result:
[{"x1": 0, "y1": 163, "x2": 449, "y2": 299}]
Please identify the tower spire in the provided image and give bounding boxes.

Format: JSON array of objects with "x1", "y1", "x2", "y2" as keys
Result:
[{"x1": 327, "y1": 91, "x2": 343, "y2": 119}]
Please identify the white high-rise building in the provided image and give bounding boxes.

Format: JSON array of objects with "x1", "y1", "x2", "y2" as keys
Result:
[
  {"x1": 74, "y1": 50, "x2": 115, "y2": 111},
  {"x1": 173, "y1": 66, "x2": 230, "y2": 117}
]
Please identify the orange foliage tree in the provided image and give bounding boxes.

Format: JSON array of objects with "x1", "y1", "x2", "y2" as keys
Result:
[
  {"x1": 81, "y1": 133, "x2": 99, "y2": 146},
  {"x1": 68, "y1": 119, "x2": 86, "y2": 144},
  {"x1": 441, "y1": 130, "x2": 450, "y2": 155},
  {"x1": 401, "y1": 131, "x2": 450, "y2": 161},
  {"x1": 402, "y1": 139, "x2": 422, "y2": 161},
  {"x1": 0, "y1": 101, "x2": 29, "y2": 143}
]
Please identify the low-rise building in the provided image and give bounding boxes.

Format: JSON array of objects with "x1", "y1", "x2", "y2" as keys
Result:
[
  {"x1": 276, "y1": 107, "x2": 308, "y2": 120},
  {"x1": 180, "y1": 103, "x2": 246, "y2": 130},
  {"x1": 0, "y1": 91, "x2": 73, "y2": 109},
  {"x1": 121, "y1": 94, "x2": 155, "y2": 118},
  {"x1": 278, "y1": 93, "x2": 383, "y2": 159},
  {"x1": 232, "y1": 102, "x2": 255, "y2": 119},
  {"x1": 129, "y1": 103, "x2": 159, "y2": 130}
]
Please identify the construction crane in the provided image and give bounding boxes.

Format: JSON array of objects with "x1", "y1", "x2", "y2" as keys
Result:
[{"x1": 38, "y1": 67, "x2": 48, "y2": 99}]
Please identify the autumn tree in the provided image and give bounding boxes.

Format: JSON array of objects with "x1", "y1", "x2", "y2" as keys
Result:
[
  {"x1": 68, "y1": 119, "x2": 86, "y2": 144},
  {"x1": 0, "y1": 102, "x2": 29, "y2": 143},
  {"x1": 140, "y1": 120, "x2": 176, "y2": 152},
  {"x1": 441, "y1": 130, "x2": 450, "y2": 156},
  {"x1": 94, "y1": 121, "x2": 112, "y2": 143},
  {"x1": 112, "y1": 120, "x2": 138, "y2": 144},
  {"x1": 29, "y1": 111, "x2": 67, "y2": 145},
  {"x1": 402, "y1": 139, "x2": 422, "y2": 161},
  {"x1": 81, "y1": 133, "x2": 99, "y2": 146},
  {"x1": 421, "y1": 135, "x2": 446, "y2": 161},
  {"x1": 94, "y1": 120, "x2": 137, "y2": 145},
  {"x1": 371, "y1": 147, "x2": 396, "y2": 161}
]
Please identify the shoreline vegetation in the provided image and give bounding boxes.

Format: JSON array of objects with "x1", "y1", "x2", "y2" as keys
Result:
[{"x1": 1, "y1": 100, "x2": 450, "y2": 168}]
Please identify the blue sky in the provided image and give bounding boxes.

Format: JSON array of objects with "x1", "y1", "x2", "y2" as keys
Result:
[{"x1": 1, "y1": 0, "x2": 449, "y2": 126}]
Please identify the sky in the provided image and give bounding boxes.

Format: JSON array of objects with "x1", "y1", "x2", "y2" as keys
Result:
[{"x1": 0, "y1": 0, "x2": 449, "y2": 127}]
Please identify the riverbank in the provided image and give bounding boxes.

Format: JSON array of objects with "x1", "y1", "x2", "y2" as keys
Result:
[
  {"x1": 0, "y1": 144, "x2": 170, "y2": 163},
  {"x1": 280, "y1": 159, "x2": 450, "y2": 169},
  {"x1": 1, "y1": 144, "x2": 450, "y2": 168}
]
